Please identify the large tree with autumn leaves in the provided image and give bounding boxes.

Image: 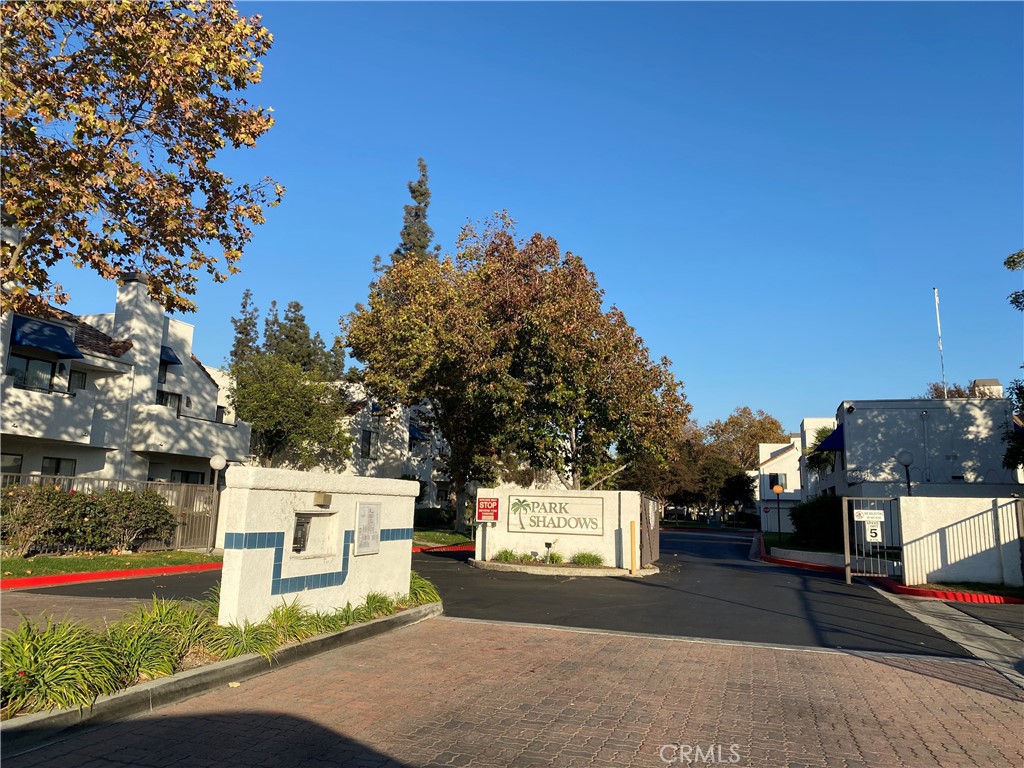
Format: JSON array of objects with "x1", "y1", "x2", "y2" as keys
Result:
[
  {"x1": 0, "y1": 1, "x2": 283, "y2": 315},
  {"x1": 344, "y1": 212, "x2": 692, "y2": 527}
]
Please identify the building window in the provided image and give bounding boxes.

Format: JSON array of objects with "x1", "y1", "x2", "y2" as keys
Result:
[
  {"x1": 158, "y1": 361, "x2": 169, "y2": 384},
  {"x1": 2, "y1": 453, "x2": 23, "y2": 484},
  {"x1": 6, "y1": 355, "x2": 55, "y2": 391},
  {"x1": 768, "y1": 473, "x2": 787, "y2": 490},
  {"x1": 156, "y1": 390, "x2": 181, "y2": 411},
  {"x1": 42, "y1": 457, "x2": 77, "y2": 477},
  {"x1": 170, "y1": 469, "x2": 205, "y2": 484},
  {"x1": 360, "y1": 428, "x2": 378, "y2": 460},
  {"x1": 216, "y1": 406, "x2": 226, "y2": 424},
  {"x1": 68, "y1": 370, "x2": 87, "y2": 393}
]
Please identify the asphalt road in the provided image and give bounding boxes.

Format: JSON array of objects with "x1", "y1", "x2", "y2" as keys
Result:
[
  {"x1": 414, "y1": 528, "x2": 968, "y2": 656},
  {"x1": 5, "y1": 529, "x2": 978, "y2": 656}
]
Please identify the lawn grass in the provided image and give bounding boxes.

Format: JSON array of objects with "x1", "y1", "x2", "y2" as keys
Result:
[
  {"x1": 413, "y1": 529, "x2": 472, "y2": 547},
  {"x1": 1, "y1": 551, "x2": 222, "y2": 578}
]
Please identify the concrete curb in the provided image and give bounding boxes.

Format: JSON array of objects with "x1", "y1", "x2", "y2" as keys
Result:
[
  {"x1": 469, "y1": 558, "x2": 659, "y2": 578},
  {"x1": 0, "y1": 602, "x2": 444, "y2": 757}
]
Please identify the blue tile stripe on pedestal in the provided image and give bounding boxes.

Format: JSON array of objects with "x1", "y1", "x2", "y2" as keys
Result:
[{"x1": 223, "y1": 528, "x2": 414, "y2": 595}]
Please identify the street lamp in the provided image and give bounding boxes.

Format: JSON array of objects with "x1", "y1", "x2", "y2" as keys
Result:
[
  {"x1": 772, "y1": 483, "x2": 784, "y2": 547},
  {"x1": 206, "y1": 454, "x2": 227, "y2": 553},
  {"x1": 732, "y1": 500, "x2": 741, "y2": 526},
  {"x1": 896, "y1": 450, "x2": 914, "y2": 497}
]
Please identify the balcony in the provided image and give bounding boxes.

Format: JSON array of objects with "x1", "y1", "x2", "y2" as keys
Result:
[
  {"x1": 1, "y1": 378, "x2": 98, "y2": 445},
  {"x1": 132, "y1": 403, "x2": 251, "y2": 460}
]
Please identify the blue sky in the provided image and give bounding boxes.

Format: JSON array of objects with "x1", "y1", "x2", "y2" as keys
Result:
[{"x1": 51, "y1": 2, "x2": 1023, "y2": 433}]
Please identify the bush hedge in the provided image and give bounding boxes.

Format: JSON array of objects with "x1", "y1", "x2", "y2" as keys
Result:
[
  {"x1": 788, "y1": 495, "x2": 844, "y2": 551},
  {"x1": 0, "y1": 485, "x2": 175, "y2": 557}
]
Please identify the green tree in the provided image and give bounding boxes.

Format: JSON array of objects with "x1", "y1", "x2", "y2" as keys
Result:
[
  {"x1": 230, "y1": 289, "x2": 260, "y2": 364},
  {"x1": 230, "y1": 295, "x2": 351, "y2": 469},
  {"x1": 345, "y1": 214, "x2": 691, "y2": 527},
  {"x1": 392, "y1": 158, "x2": 439, "y2": 263},
  {"x1": 1002, "y1": 379, "x2": 1024, "y2": 470},
  {"x1": 918, "y1": 381, "x2": 989, "y2": 399},
  {"x1": 0, "y1": 1, "x2": 283, "y2": 315},
  {"x1": 1006, "y1": 248, "x2": 1024, "y2": 312},
  {"x1": 805, "y1": 425, "x2": 837, "y2": 478},
  {"x1": 704, "y1": 407, "x2": 786, "y2": 471}
]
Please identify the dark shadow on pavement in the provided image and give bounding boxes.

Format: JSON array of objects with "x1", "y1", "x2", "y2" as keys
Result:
[{"x1": 2, "y1": 712, "x2": 412, "y2": 767}]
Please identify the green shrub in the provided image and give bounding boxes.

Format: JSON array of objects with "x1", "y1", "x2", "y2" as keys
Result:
[
  {"x1": 788, "y1": 495, "x2": 844, "y2": 551},
  {"x1": 1, "y1": 617, "x2": 122, "y2": 718},
  {"x1": 570, "y1": 552, "x2": 604, "y2": 567},
  {"x1": 413, "y1": 507, "x2": 453, "y2": 528},
  {"x1": 547, "y1": 552, "x2": 564, "y2": 564},
  {"x1": 0, "y1": 485, "x2": 64, "y2": 557},
  {"x1": 97, "y1": 489, "x2": 175, "y2": 552},
  {"x1": 0, "y1": 485, "x2": 176, "y2": 556}
]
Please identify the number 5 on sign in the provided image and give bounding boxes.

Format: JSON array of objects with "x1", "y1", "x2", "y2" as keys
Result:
[{"x1": 865, "y1": 522, "x2": 882, "y2": 542}]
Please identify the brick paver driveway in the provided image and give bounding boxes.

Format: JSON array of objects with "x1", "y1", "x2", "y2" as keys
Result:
[{"x1": 8, "y1": 617, "x2": 1023, "y2": 768}]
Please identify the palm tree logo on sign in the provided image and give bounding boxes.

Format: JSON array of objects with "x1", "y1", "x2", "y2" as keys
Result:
[{"x1": 511, "y1": 498, "x2": 531, "y2": 530}]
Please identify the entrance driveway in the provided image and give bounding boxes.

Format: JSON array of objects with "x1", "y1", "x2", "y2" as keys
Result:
[
  {"x1": 6, "y1": 617, "x2": 1022, "y2": 768},
  {"x1": 415, "y1": 529, "x2": 966, "y2": 656}
]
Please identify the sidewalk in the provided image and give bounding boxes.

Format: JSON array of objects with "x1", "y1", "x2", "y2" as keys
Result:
[{"x1": 6, "y1": 617, "x2": 1023, "y2": 768}]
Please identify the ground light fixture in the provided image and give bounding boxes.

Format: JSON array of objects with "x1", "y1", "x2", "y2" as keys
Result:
[
  {"x1": 897, "y1": 450, "x2": 914, "y2": 497},
  {"x1": 772, "y1": 483, "x2": 784, "y2": 547}
]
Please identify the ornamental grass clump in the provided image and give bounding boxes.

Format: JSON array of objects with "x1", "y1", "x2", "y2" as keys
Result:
[
  {"x1": 570, "y1": 552, "x2": 604, "y2": 567},
  {"x1": 409, "y1": 570, "x2": 441, "y2": 604},
  {"x1": 1, "y1": 572, "x2": 444, "y2": 718},
  {"x1": 104, "y1": 624, "x2": 177, "y2": 685},
  {"x1": 1, "y1": 617, "x2": 122, "y2": 719}
]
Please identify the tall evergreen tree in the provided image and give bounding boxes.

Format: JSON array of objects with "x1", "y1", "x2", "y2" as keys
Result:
[
  {"x1": 230, "y1": 289, "x2": 260, "y2": 365},
  {"x1": 392, "y1": 158, "x2": 438, "y2": 262},
  {"x1": 229, "y1": 292, "x2": 353, "y2": 469}
]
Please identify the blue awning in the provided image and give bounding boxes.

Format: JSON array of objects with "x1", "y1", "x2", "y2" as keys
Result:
[
  {"x1": 160, "y1": 345, "x2": 183, "y2": 365},
  {"x1": 10, "y1": 316, "x2": 84, "y2": 359},
  {"x1": 409, "y1": 423, "x2": 429, "y2": 441},
  {"x1": 814, "y1": 423, "x2": 844, "y2": 452}
]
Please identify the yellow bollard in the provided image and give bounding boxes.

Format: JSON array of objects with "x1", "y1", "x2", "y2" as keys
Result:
[{"x1": 630, "y1": 520, "x2": 637, "y2": 576}]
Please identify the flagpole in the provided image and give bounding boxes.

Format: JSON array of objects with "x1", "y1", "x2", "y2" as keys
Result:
[{"x1": 934, "y1": 288, "x2": 947, "y2": 398}]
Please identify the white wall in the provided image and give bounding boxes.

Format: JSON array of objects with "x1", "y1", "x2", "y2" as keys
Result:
[
  {"x1": 473, "y1": 486, "x2": 643, "y2": 569},
  {"x1": 900, "y1": 497, "x2": 1023, "y2": 587},
  {"x1": 216, "y1": 466, "x2": 419, "y2": 625}
]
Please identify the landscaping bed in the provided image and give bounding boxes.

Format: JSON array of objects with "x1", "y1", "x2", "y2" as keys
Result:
[{"x1": 0, "y1": 572, "x2": 442, "y2": 720}]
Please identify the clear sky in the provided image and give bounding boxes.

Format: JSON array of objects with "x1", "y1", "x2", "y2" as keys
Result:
[{"x1": 50, "y1": 1, "x2": 1023, "y2": 433}]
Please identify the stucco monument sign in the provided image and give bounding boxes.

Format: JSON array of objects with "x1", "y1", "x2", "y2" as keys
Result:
[{"x1": 475, "y1": 486, "x2": 644, "y2": 569}]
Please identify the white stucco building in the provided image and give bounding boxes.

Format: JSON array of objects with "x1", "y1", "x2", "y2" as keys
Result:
[
  {"x1": 755, "y1": 435, "x2": 803, "y2": 533},
  {"x1": 807, "y1": 390, "x2": 1021, "y2": 499},
  {"x1": 1, "y1": 274, "x2": 252, "y2": 484}
]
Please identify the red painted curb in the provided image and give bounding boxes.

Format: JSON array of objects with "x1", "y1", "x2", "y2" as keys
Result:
[
  {"x1": 411, "y1": 543, "x2": 475, "y2": 554},
  {"x1": 874, "y1": 577, "x2": 1024, "y2": 605},
  {"x1": 0, "y1": 562, "x2": 223, "y2": 591},
  {"x1": 757, "y1": 535, "x2": 1024, "y2": 604}
]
